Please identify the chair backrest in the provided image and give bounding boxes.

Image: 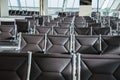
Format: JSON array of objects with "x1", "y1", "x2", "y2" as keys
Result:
[
  {"x1": 74, "y1": 23, "x2": 86, "y2": 28},
  {"x1": 35, "y1": 27, "x2": 52, "y2": 35},
  {"x1": 90, "y1": 23, "x2": 101, "y2": 27},
  {"x1": 46, "y1": 35, "x2": 71, "y2": 54},
  {"x1": 38, "y1": 17, "x2": 44, "y2": 25},
  {"x1": 79, "y1": 54, "x2": 120, "y2": 80},
  {"x1": 101, "y1": 36, "x2": 120, "y2": 55},
  {"x1": 1, "y1": 21, "x2": 15, "y2": 25},
  {"x1": 58, "y1": 23, "x2": 71, "y2": 28},
  {"x1": 0, "y1": 53, "x2": 28, "y2": 80},
  {"x1": 92, "y1": 27, "x2": 110, "y2": 35},
  {"x1": 63, "y1": 17, "x2": 73, "y2": 23},
  {"x1": 53, "y1": 27, "x2": 70, "y2": 35},
  {"x1": 74, "y1": 28, "x2": 91, "y2": 35},
  {"x1": 16, "y1": 19, "x2": 29, "y2": 33},
  {"x1": 75, "y1": 35, "x2": 100, "y2": 54},
  {"x1": 20, "y1": 33, "x2": 45, "y2": 53},
  {"x1": 30, "y1": 53, "x2": 74, "y2": 80},
  {"x1": 0, "y1": 25, "x2": 15, "y2": 40},
  {"x1": 44, "y1": 22, "x2": 57, "y2": 27}
]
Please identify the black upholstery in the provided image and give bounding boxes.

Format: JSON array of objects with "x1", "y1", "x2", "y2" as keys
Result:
[
  {"x1": 0, "y1": 25, "x2": 15, "y2": 40},
  {"x1": 74, "y1": 28, "x2": 91, "y2": 35},
  {"x1": 45, "y1": 22, "x2": 57, "y2": 27},
  {"x1": 38, "y1": 17, "x2": 44, "y2": 25},
  {"x1": 58, "y1": 23, "x2": 71, "y2": 27},
  {"x1": 110, "y1": 20, "x2": 117, "y2": 30},
  {"x1": 53, "y1": 27, "x2": 70, "y2": 35},
  {"x1": 46, "y1": 35, "x2": 70, "y2": 54},
  {"x1": 101, "y1": 36, "x2": 120, "y2": 55},
  {"x1": 90, "y1": 23, "x2": 101, "y2": 27},
  {"x1": 92, "y1": 27, "x2": 110, "y2": 35},
  {"x1": 63, "y1": 17, "x2": 73, "y2": 23},
  {"x1": 58, "y1": 12, "x2": 66, "y2": 17},
  {"x1": 1, "y1": 21, "x2": 15, "y2": 25},
  {"x1": 20, "y1": 34, "x2": 45, "y2": 53},
  {"x1": 80, "y1": 54, "x2": 120, "y2": 80},
  {"x1": 74, "y1": 23, "x2": 86, "y2": 28},
  {"x1": 16, "y1": 19, "x2": 29, "y2": 33},
  {"x1": 75, "y1": 35, "x2": 100, "y2": 54},
  {"x1": 30, "y1": 54, "x2": 73, "y2": 80},
  {"x1": 0, "y1": 53, "x2": 28, "y2": 80},
  {"x1": 36, "y1": 27, "x2": 52, "y2": 35}
]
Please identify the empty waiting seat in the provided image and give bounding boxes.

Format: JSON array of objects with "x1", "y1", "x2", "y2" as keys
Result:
[
  {"x1": 1, "y1": 21, "x2": 15, "y2": 25},
  {"x1": 74, "y1": 28, "x2": 91, "y2": 35},
  {"x1": 90, "y1": 23, "x2": 101, "y2": 27},
  {"x1": 35, "y1": 27, "x2": 52, "y2": 35},
  {"x1": 20, "y1": 33, "x2": 45, "y2": 53},
  {"x1": 0, "y1": 53, "x2": 29, "y2": 80},
  {"x1": 44, "y1": 22, "x2": 57, "y2": 27},
  {"x1": 78, "y1": 54, "x2": 120, "y2": 80},
  {"x1": 0, "y1": 25, "x2": 15, "y2": 40},
  {"x1": 92, "y1": 27, "x2": 110, "y2": 35},
  {"x1": 30, "y1": 53, "x2": 75, "y2": 80},
  {"x1": 63, "y1": 17, "x2": 73, "y2": 23},
  {"x1": 58, "y1": 23, "x2": 71, "y2": 28},
  {"x1": 101, "y1": 36, "x2": 120, "y2": 55},
  {"x1": 15, "y1": 19, "x2": 29, "y2": 33},
  {"x1": 74, "y1": 23, "x2": 86, "y2": 28},
  {"x1": 46, "y1": 35, "x2": 71, "y2": 54},
  {"x1": 74, "y1": 35, "x2": 100, "y2": 54},
  {"x1": 53, "y1": 27, "x2": 70, "y2": 35}
]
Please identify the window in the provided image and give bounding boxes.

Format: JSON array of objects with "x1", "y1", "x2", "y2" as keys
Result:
[
  {"x1": 67, "y1": 0, "x2": 79, "y2": 8},
  {"x1": 48, "y1": 0, "x2": 63, "y2": 8},
  {"x1": 9, "y1": 0, "x2": 18, "y2": 6}
]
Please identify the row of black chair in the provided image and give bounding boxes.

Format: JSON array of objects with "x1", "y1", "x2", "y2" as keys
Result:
[
  {"x1": 1, "y1": 52, "x2": 120, "y2": 80},
  {"x1": 35, "y1": 26, "x2": 111, "y2": 35},
  {"x1": 77, "y1": 54, "x2": 120, "y2": 80},
  {"x1": 0, "y1": 24, "x2": 111, "y2": 42},
  {"x1": 12, "y1": 34, "x2": 120, "y2": 55},
  {"x1": 9, "y1": 10, "x2": 39, "y2": 16},
  {"x1": 0, "y1": 52, "x2": 75, "y2": 80},
  {"x1": 0, "y1": 26, "x2": 116, "y2": 55},
  {"x1": 58, "y1": 12, "x2": 79, "y2": 17}
]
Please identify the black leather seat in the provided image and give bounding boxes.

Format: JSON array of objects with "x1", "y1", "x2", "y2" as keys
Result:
[
  {"x1": 92, "y1": 27, "x2": 110, "y2": 35},
  {"x1": 44, "y1": 22, "x2": 57, "y2": 27},
  {"x1": 58, "y1": 23, "x2": 71, "y2": 28},
  {"x1": 0, "y1": 53, "x2": 28, "y2": 80},
  {"x1": 0, "y1": 25, "x2": 15, "y2": 40},
  {"x1": 35, "y1": 27, "x2": 52, "y2": 35},
  {"x1": 74, "y1": 22, "x2": 86, "y2": 28},
  {"x1": 46, "y1": 35, "x2": 71, "y2": 54},
  {"x1": 101, "y1": 36, "x2": 120, "y2": 55},
  {"x1": 79, "y1": 54, "x2": 120, "y2": 80},
  {"x1": 1, "y1": 21, "x2": 15, "y2": 25},
  {"x1": 16, "y1": 19, "x2": 29, "y2": 33},
  {"x1": 74, "y1": 28, "x2": 91, "y2": 35},
  {"x1": 75, "y1": 35, "x2": 100, "y2": 54},
  {"x1": 20, "y1": 33, "x2": 45, "y2": 53},
  {"x1": 53, "y1": 27, "x2": 70, "y2": 35},
  {"x1": 30, "y1": 53, "x2": 74, "y2": 80}
]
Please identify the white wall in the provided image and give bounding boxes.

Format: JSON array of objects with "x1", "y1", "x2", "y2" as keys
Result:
[
  {"x1": 79, "y1": 5, "x2": 92, "y2": 16},
  {"x1": 0, "y1": 0, "x2": 8, "y2": 17}
]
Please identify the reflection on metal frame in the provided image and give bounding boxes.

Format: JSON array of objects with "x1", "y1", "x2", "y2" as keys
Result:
[{"x1": 27, "y1": 51, "x2": 32, "y2": 80}]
